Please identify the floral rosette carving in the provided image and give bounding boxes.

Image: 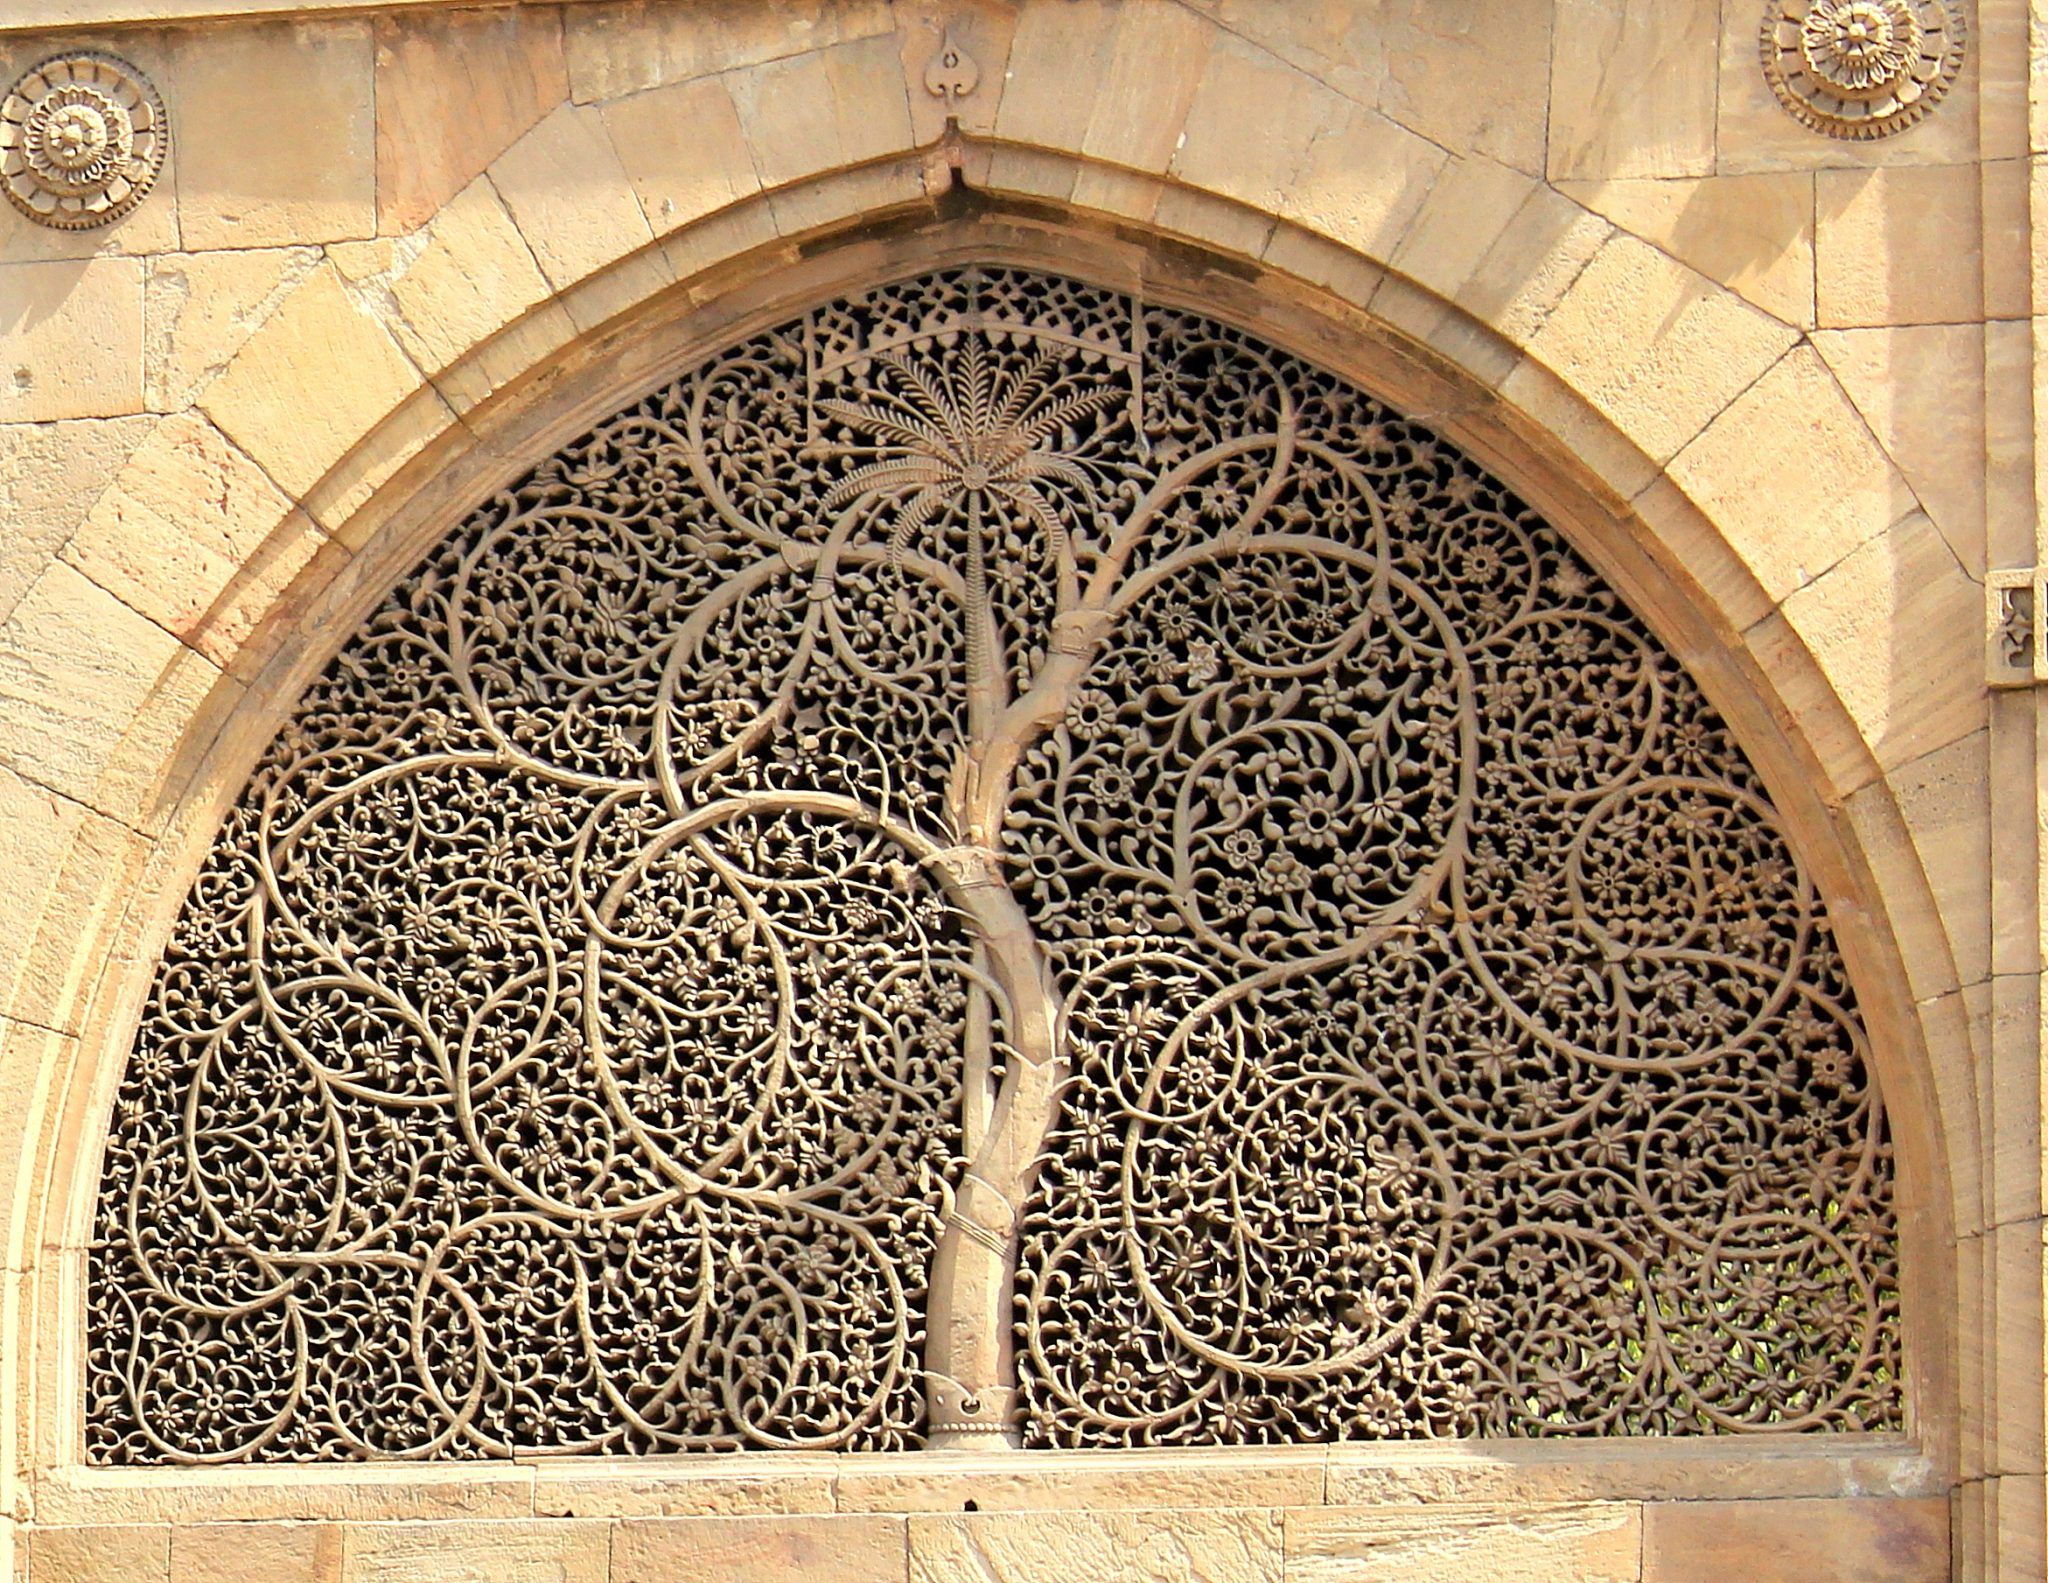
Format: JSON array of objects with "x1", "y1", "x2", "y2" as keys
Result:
[
  {"x1": 91, "y1": 268, "x2": 1900, "y2": 1464},
  {"x1": 1, "y1": 52, "x2": 166, "y2": 229},
  {"x1": 1761, "y1": 0, "x2": 1967, "y2": 139}
]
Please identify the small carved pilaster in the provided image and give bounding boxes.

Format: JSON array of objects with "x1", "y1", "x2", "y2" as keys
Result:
[{"x1": 1988, "y1": 568, "x2": 2047, "y2": 687}]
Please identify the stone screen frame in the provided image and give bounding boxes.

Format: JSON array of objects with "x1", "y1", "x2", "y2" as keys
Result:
[{"x1": 11, "y1": 197, "x2": 1961, "y2": 1576}]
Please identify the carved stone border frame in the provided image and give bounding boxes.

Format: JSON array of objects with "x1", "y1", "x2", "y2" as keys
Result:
[{"x1": 18, "y1": 190, "x2": 1958, "y2": 1526}]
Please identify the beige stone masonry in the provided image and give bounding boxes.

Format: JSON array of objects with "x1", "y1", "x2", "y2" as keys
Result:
[
  {"x1": 170, "y1": 1521, "x2": 340, "y2": 1583},
  {"x1": 141, "y1": 247, "x2": 323, "y2": 415},
  {"x1": 1818, "y1": 165, "x2": 1989, "y2": 328},
  {"x1": 912, "y1": 1508, "x2": 1281, "y2": 1583},
  {"x1": 195, "y1": 264, "x2": 424, "y2": 503},
  {"x1": 1547, "y1": 0, "x2": 1717, "y2": 181},
  {"x1": 1374, "y1": 0, "x2": 1551, "y2": 177},
  {"x1": 0, "y1": 257, "x2": 143, "y2": 424},
  {"x1": 561, "y1": 0, "x2": 894, "y2": 106},
  {"x1": 0, "y1": 418, "x2": 154, "y2": 626},
  {"x1": 61, "y1": 410, "x2": 318, "y2": 666},
  {"x1": 1642, "y1": 1496, "x2": 1949, "y2": 1582},
  {"x1": 165, "y1": 19, "x2": 376, "y2": 250},
  {"x1": 615, "y1": 1514, "x2": 907, "y2": 1583},
  {"x1": 373, "y1": 4, "x2": 567, "y2": 236},
  {"x1": 344, "y1": 1519, "x2": 608, "y2": 1583},
  {"x1": 1286, "y1": 1502, "x2": 1639, "y2": 1583},
  {"x1": 485, "y1": 99, "x2": 669, "y2": 331}
]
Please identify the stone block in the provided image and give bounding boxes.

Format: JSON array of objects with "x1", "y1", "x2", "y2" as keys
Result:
[
  {"x1": 0, "y1": 256, "x2": 143, "y2": 423},
  {"x1": 1775, "y1": 507, "x2": 1981, "y2": 779},
  {"x1": 1452, "y1": 181, "x2": 1612, "y2": 344},
  {"x1": 1376, "y1": 0, "x2": 1551, "y2": 176},
  {"x1": 343, "y1": 1520, "x2": 606, "y2": 1583},
  {"x1": 374, "y1": 4, "x2": 568, "y2": 234},
  {"x1": 1548, "y1": 0, "x2": 1716, "y2": 180},
  {"x1": 198, "y1": 265, "x2": 424, "y2": 502},
  {"x1": 726, "y1": 33, "x2": 917, "y2": 198},
  {"x1": 143, "y1": 247, "x2": 323, "y2": 414},
  {"x1": 1287, "y1": 1503, "x2": 1639, "y2": 1583},
  {"x1": 0, "y1": 768, "x2": 126, "y2": 1034},
  {"x1": 836, "y1": 1448, "x2": 1322, "y2": 1512},
  {"x1": 1665, "y1": 344, "x2": 1915, "y2": 601},
  {"x1": 613, "y1": 1514, "x2": 907, "y2": 1583},
  {"x1": 30, "y1": 1525, "x2": 168, "y2": 1583},
  {"x1": 1527, "y1": 232, "x2": 1798, "y2": 463},
  {"x1": 892, "y1": 1, "x2": 1019, "y2": 144},
  {"x1": 1845, "y1": 728, "x2": 1990, "y2": 998},
  {"x1": 529, "y1": 1459, "x2": 836, "y2": 1519},
  {"x1": 0, "y1": 561, "x2": 194, "y2": 810},
  {"x1": 487, "y1": 100, "x2": 668, "y2": 330},
  {"x1": 330, "y1": 174, "x2": 559, "y2": 409},
  {"x1": 1558, "y1": 172, "x2": 1815, "y2": 327},
  {"x1": 1165, "y1": 32, "x2": 1346, "y2": 241},
  {"x1": 166, "y1": 20, "x2": 375, "y2": 249},
  {"x1": 62, "y1": 411, "x2": 318, "y2": 666},
  {"x1": 563, "y1": 0, "x2": 894, "y2": 105},
  {"x1": 1068, "y1": 0, "x2": 1216, "y2": 216},
  {"x1": 1814, "y1": 323, "x2": 1986, "y2": 576},
  {"x1": 992, "y1": 0, "x2": 1123, "y2": 162},
  {"x1": 172, "y1": 1522, "x2": 341, "y2": 1583},
  {"x1": 1817, "y1": 164, "x2": 1985, "y2": 327},
  {"x1": 601, "y1": 75, "x2": 761, "y2": 240},
  {"x1": 0, "y1": 416, "x2": 153, "y2": 626},
  {"x1": 910, "y1": 1509, "x2": 1280, "y2": 1583},
  {"x1": 1276, "y1": 96, "x2": 1446, "y2": 268},
  {"x1": 1642, "y1": 1495, "x2": 1946, "y2": 1582}
]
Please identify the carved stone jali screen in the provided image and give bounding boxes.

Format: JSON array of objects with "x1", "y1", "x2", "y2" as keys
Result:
[{"x1": 88, "y1": 267, "x2": 1902, "y2": 1463}]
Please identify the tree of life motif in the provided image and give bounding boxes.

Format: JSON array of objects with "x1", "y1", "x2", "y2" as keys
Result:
[{"x1": 89, "y1": 268, "x2": 1902, "y2": 1464}]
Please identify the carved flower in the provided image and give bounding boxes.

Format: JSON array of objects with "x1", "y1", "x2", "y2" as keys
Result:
[{"x1": 1800, "y1": 0, "x2": 1919, "y2": 93}]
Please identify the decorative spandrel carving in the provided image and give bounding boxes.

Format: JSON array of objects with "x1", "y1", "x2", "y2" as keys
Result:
[
  {"x1": 1, "y1": 52, "x2": 167, "y2": 229},
  {"x1": 90, "y1": 268, "x2": 1901, "y2": 1464},
  {"x1": 1760, "y1": 0, "x2": 1967, "y2": 139}
]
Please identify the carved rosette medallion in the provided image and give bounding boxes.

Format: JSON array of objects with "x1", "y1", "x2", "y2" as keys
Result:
[
  {"x1": 89, "y1": 268, "x2": 1901, "y2": 1464},
  {"x1": 0, "y1": 52, "x2": 167, "y2": 229},
  {"x1": 1760, "y1": 0, "x2": 1967, "y2": 139}
]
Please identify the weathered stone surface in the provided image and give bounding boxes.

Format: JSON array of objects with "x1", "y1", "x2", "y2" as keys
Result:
[
  {"x1": 0, "y1": 256, "x2": 144, "y2": 423},
  {"x1": 911, "y1": 1509, "x2": 1281, "y2": 1583},
  {"x1": 1777, "y1": 508, "x2": 1981, "y2": 777},
  {"x1": 1558, "y1": 172, "x2": 1814, "y2": 327},
  {"x1": 1175, "y1": 0, "x2": 1384, "y2": 104},
  {"x1": 1547, "y1": 0, "x2": 1716, "y2": 180},
  {"x1": 1817, "y1": 164, "x2": 1986, "y2": 328},
  {"x1": 0, "y1": 415, "x2": 152, "y2": 625},
  {"x1": 342, "y1": 1520, "x2": 607, "y2": 1583},
  {"x1": 198, "y1": 265, "x2": 423, "y2": 501},
  {"x1": 487, "y1": 100, "x2": 668, "y2": 329},
  {"x1": 143, "y1": 247, "x2": 322, "y2": 413},
  {"x1": 30, "y1": 1524, "x2": 169, "y2": 1583},
  {"x1": 1815, "y1": 322, "x2": 1987, "y2": 576},
  {"x1": 374, "y1": 4, "x2": 568, "y2": 234},
  {"x1": 1375, "y1": 0, "x2": 1550, "y2": 175},
  {"x1": 172, "y1": 1522, "x2": 341, "y2": 1583},
  {"x1": 1287, "y1": 1504, "x2": 1640, "y2": 1583},
  {"x1": 62, "y1": 410, "x2": 318, "y2": 665},
  {"x1": 1849, "y1": 727, "x2": 1991, "y2": 993},
  {"x1": 563, "y1": 0, "x2": 894, "y2": 105},
  {"x1": 331, "y1": 173, "x2": 560, "y2": 409},
  {"x1": 613, "y1": 1515, "x2": 908, "y2": 1583},
  {"x1": 838, "y1": 1449, "x2": 1323, "y2": 1513},
  {"x1": 1525, "y1": 232, "x2": 1798, "y2": 462},
  {"x1": 0, "y1": 561, "x2": 193, "y2": 808},
  {"x1": 1665, "y1": 344, "x2": 1915, "y2": 601},
  {"x1": 1642, "y1": 1496, "x2": 1947, "y2": 1582},
  {"x1": 166, "y1": 20, "x2": 376, "y2": 249},
  {"x1": 725, "y1": 32, "x2": 917, "y2": 231},
  {"x1": 529, "y1": 1460, "x2": 836, "y2": 1520},
  {"x1": 601, "y1": 75, "x2": 761, "y2": 239},
  {"x1": 1275, "y1": 95, "x2": 1446, "y2": 266}
]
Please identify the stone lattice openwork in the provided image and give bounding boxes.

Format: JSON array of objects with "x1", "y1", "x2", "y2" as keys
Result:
[{"x1": 88, "y1": 267, "x2": 1902, "y2": 1463}]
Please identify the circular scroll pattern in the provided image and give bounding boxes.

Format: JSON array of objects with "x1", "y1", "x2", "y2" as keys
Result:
[
  {"x1": 1, "y1": 53, "x2": 167, "y2": 229},
  {"x1": 90, "y1": 267, "x2": 1900, "y2": 1463},
  {"x1": 1760, "y1": 0, "x2": 1966, "y2": 139}
]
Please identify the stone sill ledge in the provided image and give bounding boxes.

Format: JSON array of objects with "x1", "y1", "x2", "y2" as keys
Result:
[
  {"x1": 0, "y1": 0, "x2": 572, "y2": 36},
  {"x1": 34, "y1": 1437, "x2": 1938, "y2": 1525}
]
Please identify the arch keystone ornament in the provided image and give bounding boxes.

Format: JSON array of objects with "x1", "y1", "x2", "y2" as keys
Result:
[
  {"x1": 1760, "y1": 0, "x2": 1968, "y2": 138},
  {"x1": 0, "y1": 51, "x2": 166, "y2": 229},
  {"x1": 89, "y1": 267, "x2": 1902, "y2": 1463}
]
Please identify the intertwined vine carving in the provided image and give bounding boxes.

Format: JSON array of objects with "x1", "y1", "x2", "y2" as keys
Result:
[{"x1": 89, "y1": 268, "x2": 1901, "y2": 1463}]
